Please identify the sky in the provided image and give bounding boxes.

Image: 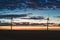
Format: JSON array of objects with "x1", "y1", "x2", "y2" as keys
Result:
[
  {"x1": 0, "y1": 9, "x2": 60, "y2": 24},
  {"x1": 0, "y1": 9, "x2": 60, "y2": 20},
  {"x1": 0, "y1": 0, "x2": 60, "y2": 24}
]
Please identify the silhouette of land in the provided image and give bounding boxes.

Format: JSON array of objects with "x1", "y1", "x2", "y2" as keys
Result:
[{"x1": 0, "y1": 30, "x2": 60, "y2": 40}]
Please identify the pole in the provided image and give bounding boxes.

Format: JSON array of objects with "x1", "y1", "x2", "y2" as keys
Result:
[
  {"x1": 11, "y1": 17, "x2": 12, "y2": 30},
  {"x1": 47, "y1": 18, "x2": 49, "y2": 31}
]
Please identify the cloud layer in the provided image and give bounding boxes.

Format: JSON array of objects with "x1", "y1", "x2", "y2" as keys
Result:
[
  {"x1": 0, "y1": 0, "x2": 60, "y2": 10},
  {"x1": 0, "y1": 14, "x2": 31, "y2": 18},
  {"x1": 20, "y1": 16, "x2": 44, "y2": 20},
  {"x1": 54, "y1": 16, "x2": 60, "y2": 18}
]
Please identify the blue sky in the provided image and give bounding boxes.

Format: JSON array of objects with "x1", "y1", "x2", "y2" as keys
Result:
[
  {"x1": 0, "y1": 9, "x2": 60, "y2": 21},
  {"x1": 0, "y1": 0, "x2": 60, "y2": 23}
]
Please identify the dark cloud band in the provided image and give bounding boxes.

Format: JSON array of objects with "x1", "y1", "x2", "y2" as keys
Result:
[
  {"x1": 54, "y1": 16, "x2": 60, "y2": 18},
  {"x1": 0, "y1": 14, "x2": 28, "y2": 18},
  {"x1": 21, "y1": 16, "x2": 44, "y2": 20}
]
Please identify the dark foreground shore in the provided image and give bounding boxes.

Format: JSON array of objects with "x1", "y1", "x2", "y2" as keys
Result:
[{"x1": 0, "y1": 30, "x2": 60, "y2": 40}]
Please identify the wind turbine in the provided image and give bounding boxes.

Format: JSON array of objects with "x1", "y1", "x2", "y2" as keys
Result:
[
  {"x1": 43, "y1": 17, "x2": 49, "y2": 31},
  {"x1": 10, "y1": 13, "x2": 32, "y2": 31},
  {"x1": 47, "y1": 17, "x2": 49, "y2": 31},
  {"x1": 11, "y1": 17, "x2": 13, "y2": 31},
  {"x1": 47, "y1": 13, "x2": 50, "y2": 31}
]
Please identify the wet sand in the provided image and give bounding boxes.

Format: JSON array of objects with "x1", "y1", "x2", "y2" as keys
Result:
[{"x1": 0, "y1": 26, "x2": 60, "y2": 30}]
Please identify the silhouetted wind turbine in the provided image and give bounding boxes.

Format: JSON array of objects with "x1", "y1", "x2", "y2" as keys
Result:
[
  {"x1": 10, "y1": 13, "x2": 32, "y2": 30},
  {"x1": 47, "y1": 14, "x2": 50, "y2": 31},
  {"x1": 47, "y1": 17, "x2": 49, "y2": 31},
  {"x1": 11, "y1": 17, "x2": 13, "y2": 30}
]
